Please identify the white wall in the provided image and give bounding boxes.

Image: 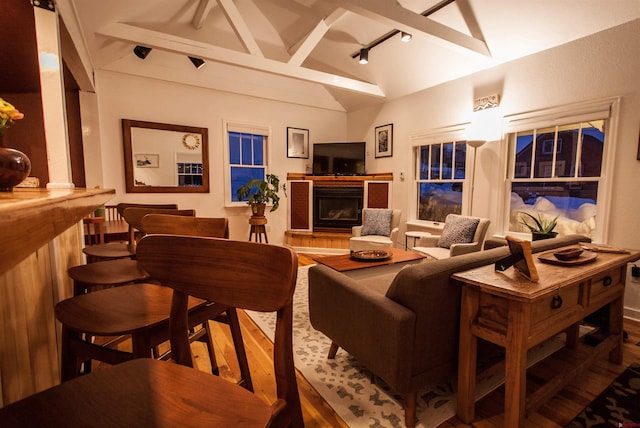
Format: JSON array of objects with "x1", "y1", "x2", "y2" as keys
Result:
[
  {"x1": 347, "y1": 20, "x2": 640, "y2": 318},
  {"x1": 90, "y1": 70, "x2": 347, "y2": 242}
]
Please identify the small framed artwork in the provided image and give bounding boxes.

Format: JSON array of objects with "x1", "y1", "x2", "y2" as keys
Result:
[
  {"x1": 287, "y1": 127, "x2": 309, "y2": 159},
  {"x1": 495, "y1": 235, "x2": 539, "y2": 282},
  {"x1": 375, "y1": 123, "x2": 393, "y2": 158},
  {"x1": 135, "y1": 154, "x2": 159, "y2": 168}
]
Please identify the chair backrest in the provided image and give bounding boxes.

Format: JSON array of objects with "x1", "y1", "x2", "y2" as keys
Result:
[
  {"x1": 136, "y1": 235, "x2": 302, "y2": 426},
  {"x1": 115, "y1": 203, "x2": 179, "y2": 244},
  {"x1": 142, "y1": 215, "x2": 229, "y2": 239},
  {"x1": 122, "y1": 208, "x2": 195, "y2": 243},
  {"x1": 390, "y1": 209, "x2": 402, "y2": 231},
  {"x1": 104, "y1": 205, "x2": 122, "y2": 221},
  {"x1": 83, "y1": 217, "x2": 105, "y2": 245}
]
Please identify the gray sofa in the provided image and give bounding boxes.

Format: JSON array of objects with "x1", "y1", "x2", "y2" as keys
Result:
[{"x1": 308, "y1": 234, "x2": 591, "y2": 427}]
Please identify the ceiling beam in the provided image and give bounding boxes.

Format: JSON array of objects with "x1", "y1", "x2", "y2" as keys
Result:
[
  {"x1": 337, "y1": 0, "x2": 491, "y2": 57},
  {"x1": 288, "y1": 8, "x2": 348, "y2": 66},
  {"x1": 191, "y1": 0, "x2": 212, "y2": 29},
  {"x1": 216, "y1": 0, "x2": 263, "y2": 56},
  {"x1": 97, "y1": 22, "x2": 384, "y2": 97}
]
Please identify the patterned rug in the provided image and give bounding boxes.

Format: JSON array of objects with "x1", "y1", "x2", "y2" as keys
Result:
[
  {"x1": 247, "y1": 266, "x2": 576, "y2": 427},
  {"x1": 566, "y1": 362, "x2": 640, "y2": 427}
]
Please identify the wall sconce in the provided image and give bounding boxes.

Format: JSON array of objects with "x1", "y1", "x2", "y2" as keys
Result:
[
  {"x1": 359, "y1": 48, "x2": 369, "y2": 64},
  {"x1": 188, "y1": 56, "x2": 206, "y2": 69},
  {"x1": 133, "y1": 46, "x2": 152, "y2": 59},
  {"x1": 400, "y1": 32, "x2": 412, "y2": 42}
]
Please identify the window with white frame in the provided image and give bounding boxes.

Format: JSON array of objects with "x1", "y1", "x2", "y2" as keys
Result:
[
  {"x1": 415, "y1": 141, "x2": 467, "y2": 222},
  {"x1": 225, "y1": 123, "x2": 269, "y2": 205},
  {"x1": 504, "y1": 99, "x2": 618, "y2": 242}
]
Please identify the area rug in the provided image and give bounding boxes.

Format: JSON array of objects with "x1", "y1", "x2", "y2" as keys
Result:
[
  {"x1": 247, "y1": 266, "x2": 577, "y2": 428},
  {"x1": 566, "y1": 362, "x2": 640, "y2": 428}
]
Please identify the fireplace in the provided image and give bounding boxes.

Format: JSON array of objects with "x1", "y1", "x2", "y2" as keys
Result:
[{"x1": 313, "y1": 186, "x2": 363, "y2": 231}]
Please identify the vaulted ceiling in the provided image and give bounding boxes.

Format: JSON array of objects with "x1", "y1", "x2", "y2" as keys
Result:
[{"x1": 40, "y1": 0, "x2": 640, "y2": 111}]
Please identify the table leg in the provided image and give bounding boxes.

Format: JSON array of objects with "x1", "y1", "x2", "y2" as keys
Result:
[
  {"x1": 457, "y1": 286, "x2": 480, "y2": 423},
  {"x1": 504, "y1": 300, "x2": 531, "y2": 428},
  {"x1": 608, "y1": 296, "x2": 624, "y2": 364}
]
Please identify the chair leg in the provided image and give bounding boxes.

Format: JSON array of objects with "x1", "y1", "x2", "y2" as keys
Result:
[
  {"x1": 200, "y1": 322, "x2": 221, "y2": 376},
  {"x1": 404, "y1": 391, "x2": 417, "y2": 428},
  {"x1": 226, "y1": 308, "x2": 253, "y2": 392},
  {"x1": 60, "y1": 327, "x2": 83, "y2": 382},
  {"x1": 328, "y1": 341, "x2": 339, "y2": 359}
]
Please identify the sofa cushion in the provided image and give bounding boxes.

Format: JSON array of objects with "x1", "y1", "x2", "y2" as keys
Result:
[
  {"x1": 361, "y1": 209, "x2": 392, "y2": 237},
  {"x1": 437, "y1": 216, "x2": 480, "y2": 248}
]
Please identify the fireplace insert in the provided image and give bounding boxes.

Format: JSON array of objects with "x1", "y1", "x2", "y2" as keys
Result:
[{"x1": 313, "y1": 186, "x2": 363, "y2": 230}]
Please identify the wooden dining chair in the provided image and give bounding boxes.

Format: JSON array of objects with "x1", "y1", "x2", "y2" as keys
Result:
[
  {"x1": 69, "y1": 208, "x2": 195, "y2": 296},
  {"x1": 82, "y1": 203, "x2": 178, "y2": 263},
  {"x1": 57, "y1": 216, "x2": 252, "y2": 392},
  {"x1": 83, "y1": 216, "x2": 105, "y2": 245},
  {"x1": 0, "y1": 236, "x2": 303, "y2": 427}
]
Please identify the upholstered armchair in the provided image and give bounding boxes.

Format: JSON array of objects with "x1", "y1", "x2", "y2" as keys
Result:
[
  {"x1": 349, "y1": 209, "x2": 401, "y2": 252},
  {"x1": 413, "y1": 214, "x2": 490, "y2": 259}
]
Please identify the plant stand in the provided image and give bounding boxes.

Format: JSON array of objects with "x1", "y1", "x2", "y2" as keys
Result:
[{"x1": 249, "y1": 216, "x2": 268, "y2": 243}]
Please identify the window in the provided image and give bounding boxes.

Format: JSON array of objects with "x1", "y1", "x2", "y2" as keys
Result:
[
  {"x1": 506, "y1": 115, "x2": 610, "y2": 239},
  {"x1": 225, "y1": 123, "x2": 270, "y2": 205},
  {"x1": 415, "y1": 141, "x2": 467, "y2": 222}
]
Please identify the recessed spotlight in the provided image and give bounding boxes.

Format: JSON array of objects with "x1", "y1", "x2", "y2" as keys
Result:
[
  {"x1": 133, "y1": 46, "x2": 152, "y2": 59},
  {"x1": 359, "y1": 48, "x2": 369, "y2": 64},
  {"x1": 400, "y1": 32, "x2": 412, "y2": 42},
  {"x1": 188, "y1": 56, "x2": 206, "y2": 69}
]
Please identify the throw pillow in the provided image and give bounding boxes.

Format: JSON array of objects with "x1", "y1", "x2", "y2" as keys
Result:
[
  {"x1": 437, "y1": 216, "x2": 480, "y2": 249},
  {"x1": 360, "y1": 209, "x2": 393, "y2": 237}
]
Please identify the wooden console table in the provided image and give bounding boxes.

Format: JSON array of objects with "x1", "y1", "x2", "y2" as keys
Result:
[{"x1": 453, "y1": 246, "x2": 640, "y2": 427}]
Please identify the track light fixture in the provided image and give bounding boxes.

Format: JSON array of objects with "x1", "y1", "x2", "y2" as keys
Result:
[
  {"x1": 133, "y1": 45, "x2": 152, "y2": 59},
  {"x1": 358, "y1": 48, "x2": 369, "y2": 65},
  {"x1": 188, "y1": 56, "x2": 206, "y2": 69},
  {"x1": 400, "y1": 32, "x2": 412, "y2": 42}
]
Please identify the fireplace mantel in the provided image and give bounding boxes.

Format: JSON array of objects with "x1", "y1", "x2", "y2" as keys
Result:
[{"x1": 287, "y1": 172, "x2": 393, "y2": 182}]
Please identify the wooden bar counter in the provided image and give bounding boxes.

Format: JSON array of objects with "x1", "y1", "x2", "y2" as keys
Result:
[{"x1": 0, "y1": 187, "x2": 114, "y2": 407}]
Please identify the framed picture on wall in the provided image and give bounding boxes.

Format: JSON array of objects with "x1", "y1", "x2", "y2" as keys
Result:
[
  {"x1": 287, "y1": 127, "x2": 309, "y2": 159},
  {"x1": 135, "y1": 154, "x2": 159, "y2": 168},
  {"x1": 375, "y1": 123, "x2": 393, "y2": 158}
]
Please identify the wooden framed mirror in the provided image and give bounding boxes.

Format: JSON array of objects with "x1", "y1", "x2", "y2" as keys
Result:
[{"x1": 122, "y1": 119, "x2": 209, "y2": 193}]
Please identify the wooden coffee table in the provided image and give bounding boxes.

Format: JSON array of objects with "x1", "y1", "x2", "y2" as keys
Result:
[{"x1": 314, "y1": 247, "x2": 427, "y2": 279}]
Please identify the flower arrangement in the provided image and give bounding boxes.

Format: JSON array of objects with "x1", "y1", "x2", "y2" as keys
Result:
[{"x1": 0, "y1": 98, "x2": 25, "y2": 135}]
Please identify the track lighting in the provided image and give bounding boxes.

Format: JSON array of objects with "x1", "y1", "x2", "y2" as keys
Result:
[
  {"x1": 358, "y1": 48, "x2": 369, "y2": 65},
  {"x1": 188, "y1": 56, "x2": 206, "y2": 69},
  {"x1": 133, "y1": 46, "x2": 152, "y2": 59},
  {"x1": 400, "y1": 32, "x2": 412, "y2": 42}
]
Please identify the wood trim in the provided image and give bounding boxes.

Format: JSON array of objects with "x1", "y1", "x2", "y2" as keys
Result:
[
  {"x1": 0, "y1": 188, "x2": 115, "y2": 276},
  {"x1": 287, "y1": 173, "x2": 393, "y2": 181}
]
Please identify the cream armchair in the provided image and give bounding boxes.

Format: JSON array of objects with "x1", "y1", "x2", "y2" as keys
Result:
[
  {"x1": 413, "y1": 214, "x2": 490, "y2": 259},
  {"x1": 349, "y1": 209, "x2": 401, "y2": 252}
]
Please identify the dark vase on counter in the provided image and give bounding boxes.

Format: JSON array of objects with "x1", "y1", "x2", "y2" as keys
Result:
[{"x1": 0, "y1": 147, "x2": 31, "y2": 192}]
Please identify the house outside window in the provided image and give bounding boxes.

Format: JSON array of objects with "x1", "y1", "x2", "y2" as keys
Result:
[
  {"x1": 224, "y1": 122, "x2": 270, "y2": 206},
  {"x1": 504, "y1": 98, "x2": 619, "y2": 242},
  {"x1": 415, "y1": 141, "x2": 467, "y2": 222}
]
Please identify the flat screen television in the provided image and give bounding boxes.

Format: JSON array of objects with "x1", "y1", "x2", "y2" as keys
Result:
[{"x1": 312, "y1": 142, "x2": 366, "y2": 175}]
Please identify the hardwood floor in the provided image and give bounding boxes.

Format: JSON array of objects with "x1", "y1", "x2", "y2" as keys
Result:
[{"x1": 107, "y1": 252, "x2": 640, "y2": 427}]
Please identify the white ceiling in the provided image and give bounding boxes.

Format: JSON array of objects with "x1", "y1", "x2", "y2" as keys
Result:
[{"x1": 58, "y1": 0, "x2": 640, "y2": 112}]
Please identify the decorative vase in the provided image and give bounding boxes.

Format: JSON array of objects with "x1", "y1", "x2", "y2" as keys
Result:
[{"x1": 0, "y1": 147, "x2": 31, "y2": 192}]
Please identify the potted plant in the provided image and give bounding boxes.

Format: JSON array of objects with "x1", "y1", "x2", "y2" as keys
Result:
[
  {"x1": 236, "y1": 173, "x2": 286, "y2": 217},
  {"x1": 519, "y1": 212, "x2": 559, "y2": 240}
]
